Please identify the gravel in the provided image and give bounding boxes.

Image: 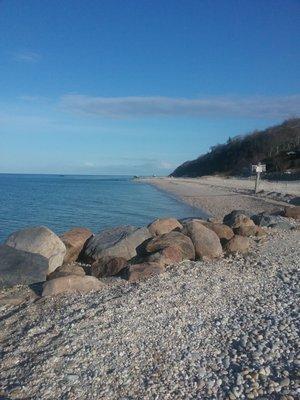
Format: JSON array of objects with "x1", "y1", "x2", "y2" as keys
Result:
[{"x1": 0, "y1": 229, "x2": 299, "y2": 399}]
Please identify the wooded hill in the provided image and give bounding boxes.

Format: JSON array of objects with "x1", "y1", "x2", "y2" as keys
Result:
[{"x1": 171, "y1": 118, "x2": 300, "y2": 179}]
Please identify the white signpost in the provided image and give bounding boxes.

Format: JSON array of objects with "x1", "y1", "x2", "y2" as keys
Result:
[{"x1": 251, "y1": 163, "x2": 266, "y2": 193}]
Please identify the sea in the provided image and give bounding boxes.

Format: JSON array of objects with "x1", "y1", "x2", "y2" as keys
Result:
[{"x1": 0, "y1": 174, "x2": 206, "y2": 242}]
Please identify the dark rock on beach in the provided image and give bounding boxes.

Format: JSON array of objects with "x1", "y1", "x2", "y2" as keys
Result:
[
  {"x1": 251, "y1": 212, "x2": 277, "y2": 227},
  {"x1": 0, "y1": 244, "x2": 49, "y2": 288},
  {"x1": 252, "y1": 212, "x2": 295, "y2": 230},
  {"x1": 223, "y1": 210, "x2": 253, "y2": 227}
]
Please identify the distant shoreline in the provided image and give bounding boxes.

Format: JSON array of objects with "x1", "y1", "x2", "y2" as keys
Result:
[{"x1": 139, "y1": 176, "x2": 300, "y2": 219}]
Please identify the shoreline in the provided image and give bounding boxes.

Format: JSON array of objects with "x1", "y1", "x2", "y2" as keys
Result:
[
  {"x1": 140, "y1": 176, "x2": 300, "y2": 219},
  {"x1": 1, "y1": 177, "x2": 299, "y2": 399}
]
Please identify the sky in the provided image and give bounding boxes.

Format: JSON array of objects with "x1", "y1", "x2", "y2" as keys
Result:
[{"x1": 0, "y1": 0, "x2": 300, "y2": 175}]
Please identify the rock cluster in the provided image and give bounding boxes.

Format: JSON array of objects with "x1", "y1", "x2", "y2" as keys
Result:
[{"x1": 0, "y1": 210, "x2": 298, "y2": 298}]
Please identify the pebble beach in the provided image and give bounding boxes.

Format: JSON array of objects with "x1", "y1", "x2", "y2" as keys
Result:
[{"x1": 0, "y1": 178, "x2": 299, "y2": 400}]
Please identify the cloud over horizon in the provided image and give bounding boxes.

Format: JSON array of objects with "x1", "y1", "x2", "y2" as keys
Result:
[{"x1": 60, "y1": 94, "x2": 300, "y2": 119}]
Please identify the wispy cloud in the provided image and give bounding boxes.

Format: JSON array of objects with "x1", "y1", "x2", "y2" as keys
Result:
[
  {"x1": 60, "y1": 94, "x2": 300, "y2": 119},
  {"x1": 12, "y1": 50, "x2": 40, "y2": 63},
  {"x1": 83, "y1": 162, "x2": 95, "y2": 167},
  {"x1": 79, "y1": 158, "x2": 174, "y2": 174}
]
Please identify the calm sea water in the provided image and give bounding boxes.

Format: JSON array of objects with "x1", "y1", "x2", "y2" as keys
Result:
[{"x1": 0, "y1": 174, "x2": 206, "y2": 242}]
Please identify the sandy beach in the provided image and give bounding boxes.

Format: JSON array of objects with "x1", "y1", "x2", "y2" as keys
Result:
[{"x1": 141, "y1": 176, "x2": 300, "y2": 219}]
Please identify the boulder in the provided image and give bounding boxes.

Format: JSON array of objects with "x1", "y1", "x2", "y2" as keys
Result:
[
  {"x1": 224, "y1": 235, "x2": 250, "y2": 254},
  {"x1": 128, "y1": 262, "x2": 165, "y2": 282},
  {"x1": 223, "y1": 212, "x2": 255, "y2": 229},
  {"x1": 182, "y1": 220, "x2": 223, "y2": 260},
  {"x1": 47, "y1": 263, "x2": 86, "y2": 280},
  {"x1": 147, "y1": 218, "x2": 182, "y2": 236},
  {"x1": 252, "y1": 212, "x2": 294, "y2": 230},
  {"x1": 146, "y1": 245, "x2": 183, "y2": 266},
  {"x1": 5, "y1": 226, "x2": 66, "y2": 273},
  {"x1": 91, "y1": 256, "x2": 127, "y2": 278},
  {"x1": 42, "y1": 275, "x2": 104, "y2": 297},
  {"x1": 60, "y1": 227, "x2": 92, "y2": 263},
  {"x1": 223, "y1": 210, "x2": 253, "y2": 227},
  {"x1": 251, "y1": 213, "x2": 275, "y2": 227},
  {"x1": 284, "y1": 206, "x2": 300, "y2": 220},
  {"x1": 145, "y1": 231, "x2": 195, "y2": 260},
  {"x1": 203, "y1": 222, "x2": 234, "y2": 241},
  {"x1": 0, "y1": 244, "x2": 49, "y2": 288},
  {"x1": 233, "y1": 224, "x2": 267, "y2": 237},
  {"x1": 81, "y1": 226, "x2": 151, "y2": 263}
]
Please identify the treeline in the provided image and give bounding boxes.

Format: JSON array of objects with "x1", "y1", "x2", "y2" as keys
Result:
[{"x1": 171, "y1": 118, "x2": 300, "y2": 178}]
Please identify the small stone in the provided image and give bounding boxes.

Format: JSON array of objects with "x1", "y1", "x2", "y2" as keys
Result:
[{"x1": 280, "y1": 378, "x2": 290, "y2": 387}]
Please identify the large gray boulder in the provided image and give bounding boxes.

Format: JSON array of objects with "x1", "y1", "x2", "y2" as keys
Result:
[
  {"x1": 5, "y1": 226, "x2": 66, "y2": 273},
  {"x1": 251, "y1": 213, "x2": 276, "y2": 227},
  {"x1": 251, "y1": 212, "x2": 293, "y2": 230},
  {"x1": 81, "y1": 225, "x2": 151, "y2": 263},
  {"x1": 0, "y1": 244, "x2": 49, "y2": 288}
]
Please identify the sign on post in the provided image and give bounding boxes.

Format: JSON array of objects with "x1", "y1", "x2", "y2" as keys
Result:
[{"x1": 251, "y1": 163, "x2": 266, "y2": 193}]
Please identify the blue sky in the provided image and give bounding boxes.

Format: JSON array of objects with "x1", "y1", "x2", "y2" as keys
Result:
[{"x1": 0, "y1": 0, "x2": 299, "y2": 175}]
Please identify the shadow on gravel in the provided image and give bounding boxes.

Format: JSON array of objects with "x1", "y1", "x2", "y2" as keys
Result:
[{"x1": 29, "y1": 281, "x2": 44, "y2": 296}]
